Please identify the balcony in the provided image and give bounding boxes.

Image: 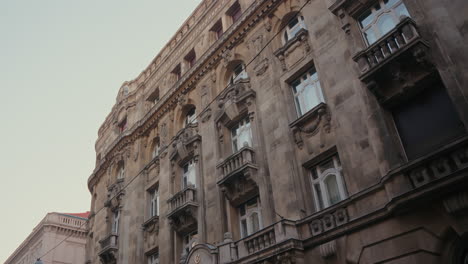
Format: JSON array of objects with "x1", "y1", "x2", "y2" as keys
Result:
[
  {"x1": 353, "y1": 17, "x2": 433, "y2": 104},
  {"x1": 98, "y1": 233, "x2": 118, "y2": 264},
  {"x1": 167, "y1": 187, "x2": 198, "y2": 234},
  {"x1": 217, "y1": 147, "x2": 259, "y2": 206}
]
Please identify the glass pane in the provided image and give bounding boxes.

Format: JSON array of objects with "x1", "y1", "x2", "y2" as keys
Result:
[
  {"x1": 303, "y1": 84, "x2": 319, "y2": 111},
  {"x1": 241, "y1": 219, "x2": 248, "y2": 237},
  {"x1": 359, "y1": 10, "x2": 374, "y2": 28},
  {"x1": 365, "y1": 29, "x2": 377, "y2": 45},
  {"x1": 251, "y1": 213, "x2": 260, "y2": 233},
  {"x1": 314, "y1": 184, "x2": 324, "y2": 210},
  {"x1": 238, "y1": 128, "x2": 252, "y2": 148},
  {"x1": 325, "y1": 175, "x2": 342, "y2": 205},
  {"x1": 295, "y1": 97, "x2": 303, "y2": 116},
  {"x1": 377, "y1": 14, "x2": 397, "y2": 36},
  {"x1": 394, "y1": 3, "x2": 410, "y2": 18}
]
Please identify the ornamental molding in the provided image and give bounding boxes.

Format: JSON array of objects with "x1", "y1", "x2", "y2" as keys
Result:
[{"x1": 88, "y1": 0, "x2": 284, "y2": 191}]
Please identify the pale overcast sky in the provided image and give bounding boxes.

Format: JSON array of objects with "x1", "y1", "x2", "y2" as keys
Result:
[{"x1": 0, "y1": 0, "x2": 201, "y2": 262}]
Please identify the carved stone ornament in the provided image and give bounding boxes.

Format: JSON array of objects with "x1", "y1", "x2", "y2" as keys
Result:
[
  {"x1": 169, "y1": 123, "x2": 201, "y2": 164},
  {"x1": 274, "y1": 29, "x2": 311, "y2": 72},
  {"x1": 215, "y1": 79, "x2": 256, "y2": 124},
  {"x1": 319, "y1": 240, "x2": 337, "y2": 258},
  {"x1": 290, "y1": 103, "x2": 331, "y2": 149},
  {"x1": 443, "y1": 191, "x2": 468, "y2": 215},
  {"x1": 254, "y1": 58, "x2": 269, "y2": 76},
  {"x1": 142, "y1": 216, "x2": 160, "y2": 244},
  {"x1": 105, "y1": 181, "x2": 125, "y2": 210},
  {"x1": 168, "y1": 206, "x2": 198, "y2": 234},
  {"x1": 222, "y1": 49, "x2": 233, "y2": 67},
  {"x1": 185, "y1": 243, "x2": 218, "y2": 264},
  {"x1": 200, "y1": 108, "x2": 212, "y2": 123}
]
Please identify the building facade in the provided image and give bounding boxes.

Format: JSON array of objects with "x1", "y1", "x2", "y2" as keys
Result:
[
  {"x1": 5, "y1": 212, "x2": 89, "y2": 264},
  {"x1": 85, "y1": 0, "x2": 468, "y2": 263}
]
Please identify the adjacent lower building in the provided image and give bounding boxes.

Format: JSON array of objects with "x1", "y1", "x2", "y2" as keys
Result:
[
  {"x1": 85, "y1": 0, "x2": 468, "y2": 263},
  {"x1": 5, "y1": 212, "x2": 89, "y2": 264}
]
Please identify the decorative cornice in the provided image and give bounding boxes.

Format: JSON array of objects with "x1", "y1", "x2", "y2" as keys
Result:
[{"x1": 88, "y1": 0, "x2": 284, "y2": 192}]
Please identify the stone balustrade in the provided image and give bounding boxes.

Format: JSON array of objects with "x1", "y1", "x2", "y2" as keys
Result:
[
  {"x1": 240, "y1": 225, "x2": 276, "y2": 257},
  {"x1": 353, "y1": 17, "x2": 423, "y2": 78},
  {"x1": 404, "y1": 137, "x2": 468, "y2": 188},
  {"x1": 217, "y1": 147, "x2": 255, "y2": 180},
  {"x1": 99, "y1": 233, "x2": 118, "y2": 250},
  {"x1": 168, "y1": 187, "x2": 197, "y2": 214}
]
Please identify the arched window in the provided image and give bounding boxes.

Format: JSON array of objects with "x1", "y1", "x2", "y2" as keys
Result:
[
  {"x1": 358, "y1": 0, "x2": 410, "y2": 45},
  {"x1": 310, "y1": 155, "x2": 347, "y2": 210},
  {"x1": 283, "y1": 15, "x2": 306, "y2": 44},
  {"x1": 229, "y1": 63, "x2": 248, "y2": 85},
  {"x1": 185, "y1": 107, "x2": 197, "y2": 127}
]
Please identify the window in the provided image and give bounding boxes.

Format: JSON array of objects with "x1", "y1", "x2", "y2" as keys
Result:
[
  {"x1": 231, "y1": 117, "x2": 252, "y2": 152},
  {"x1": 210, "y1": 20, "x2": 223, "y2": 40},
  {"x1": 310, "y1": 155, "x2": 347, "y2": 210},
  {"x1": 392, "y1": 83, "x2": 465, "y2": 160},
  {"x1": 239, "y1": 197, "x2": 262, "y2": 238},
  {"x1": 185, "y1": 107, "x2": 197, "y2": 127},
  {"x1": 112, "y1": 210, "x2": 120, "y2": 233},
  {"x1": 149, "y1": 187, "x2": 159, "y2": 218},
  {"x1": 358, "y1": 0, "x2": 410, "y2": 45},
  {"x1": 172, "y1": 64, "x2": 182, "y2": 81},
  {"x1": 152, "y1": 139, "x2": 160, "y2": 159},
  {"x1": 229, "y1": 63, "x2": 248, "y2": 85},
  {"x1": 291, "y1": 68, "x2": 324, "y2": 116},
  {"x1": 148, "y1": 253, "x2": 159, "y2": 264},
  {"x1": 117, "y1": 162, "x2": 125, "y2": 180},
  {"x1": 283, "y1": 15, "x2": 306, "y2": 43},
  {"x1": 118, "y1": 118, "x2": 127, "y2": 133},
  {"x1": 147, "y1": 88, "x2": 160, "y2": 105},
  {"x1": 184, "y1": 49, "x2": 196, "y2": 69},
  {"x1": 182, "y1": 231, "x2": 198, "y2": 255},
  {"x1": 227, "y1": 1, "x2": 242, "y2": 23},
  {"x1": 182, "y1": 160, "x2": 196, "y2": 188}
]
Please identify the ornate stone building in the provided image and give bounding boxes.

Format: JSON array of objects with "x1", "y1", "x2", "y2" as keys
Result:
[
  {"x1": 5, "y1": 212, "x2": 89, "y2": 264},
  {"x1": 85, "y1": 0, "x2": 468, "y2": 263}
]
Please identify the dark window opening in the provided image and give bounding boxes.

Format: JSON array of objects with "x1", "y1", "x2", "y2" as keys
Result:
[
  {"x1": 184, "y1": 49, "x2": 196, "y2": 68},
  {"x1": 211, "y1": 20, "x2": 223, "y2": 39},
  {"x1": 118, "y1": 118, "x2": 127, "y2": 133},
  {"x1": 392, "y1": 81, "x2": 465, "y2": 160},
  {"x1": 172, "y1": 64, "x2": 181, "y2": 81},
  {"x1": 227, "y1": 2, "x2": 242, "y2": 23}
]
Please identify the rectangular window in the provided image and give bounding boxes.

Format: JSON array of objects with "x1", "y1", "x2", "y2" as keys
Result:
[
  {"x1": 184, "y1": 49, "x2": 196, "y2": 68},
  {"x1": 149, "y1": 187, "x2": 159, "y2": 218},
  {"x1": 182, "y1": 160, "x2": 196, "y2": 188},
  {"x1": 182, "y1": 231, "x2": 198, "y2": 254},
  {"x1": 227, "y1": 1, "x2": 242, "y2": 23},
  {"x1": 147, "y1": 88, "x2": 160, "y2": 105},
  {"x1": 172, "y1": 64, "x2": 181, "y2": 81},
  {"x1": 283, "y1": 15, "x2": 306, "y2": 43},
  {"x1": 112, "y1": 211, "x2": 120, "y2": 233},
  {"x1": 148, "y1": 253, "x2": 159, "y2": 264},
  {"x1": 392, "y1": 82, "x2": 465, "y2": 160},
  {"x1": 291, "y1": 68, "x2": 324, "y2": 116},
  {"x1": 185, "y1": 107, "x2": 197, "y2": 127},
  {"x1": 310, "y1": 155, "x2": 347, "y2": 210},
  {"x1": 358, "y1": 0, "x2": 410, "y2": 45},
  {"x1": 231, "y1": 117, "x2": 252, "y2": 152},
  {"x1": 238, "y1": 197, "x2": 262, "y2": 238},
  {"x1": 211, "y1": 20, "x2": 223, "y2": 40}
]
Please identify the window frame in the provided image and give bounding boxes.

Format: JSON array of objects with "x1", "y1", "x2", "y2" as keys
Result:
[
  {"x1": 211, "y1": 20, "x2": 223, "y2": 40},
  {"x1": 147, "y1": 252, "x2": 159, "y2": 264},
  {"x1": 149, "y1": 187, "x2": 159, "y2": 218},
  {"x1": 229, "y1": 63, "x2": 248, "y2": 85},
  {"x1": 310, "y1": 155, "x2": 347, "y2": 210},
  {"x1": 182, "y1": 159, "x2": 196, "y2": 189},
  {"x1": 357, "y1": 0, "x2": 410, "y2": 45},
  {"x1": 231, "y1": 116, "x2": 253, "y2": 152},
  {"x1": 112, "y1": 210, "x2": 120, "y2": 234},
  {"x1": 290, "y1": 68, "x2": 325, "y2": 117},
  {"x1": 226, "y1": 1, "x2": 242, "y2": 23},
  {"x1": 283, "y1": 15, "x2": 306, "y2": 44},
  {"x1": 185, "y1": 107, "x2": 197, "y2": 127},
  {"x1": 238, "y1": 197, "x2": 262, "y2": 238}
]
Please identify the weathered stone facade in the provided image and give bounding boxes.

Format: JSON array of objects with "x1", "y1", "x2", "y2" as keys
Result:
[
  {"x1": 86, "y1": 0, "x2": 468, "y2": 263},
  {"x1": 5, "y1": 212, "x2": 89, "y2": 264}
]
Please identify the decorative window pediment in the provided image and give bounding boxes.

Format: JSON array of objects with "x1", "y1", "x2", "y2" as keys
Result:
[
  {"x1": 215, "y1": 79, "x2": 255, "y2": 127},
  {"x1": 169, "y1": 123, "x2": 201, "y2": 165}
]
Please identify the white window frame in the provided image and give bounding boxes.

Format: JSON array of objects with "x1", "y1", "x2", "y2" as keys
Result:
[
  {"x1": 182, "y1": 160, "x2": 196, "y2": 188},
  {"x1": 358, "y1": 0, "x2": 410, "y2": 45},
  {"x1": 310, "y1": 155, "x2": 347, "y2": 210},
  {"x1": 291, "y1": 68, "x2": 325, "y2": 117},
  {"x1": 239, "y1": 197, "x2": 262, "y2": 238},
  {"x1": 230, "y1": 64, "x2": 248, "y2": 85},
  {"x1": 112, "y1": 210, "x2": 120, "y2": 234},
  {"x1": 149, "y1": 188, "x2": 159, "y2": 218},
  {"x1": 283, "y1": 15, "x2": 306, "y2": 44},
  {"x1": 148, "y1": 253, "x2": 159, "y2": 264},
  {"x1": 231, "y1": 117, "x2": 253, "y2": 152},
  {"x1": 152, "y1": 142, "x2": 160, "y2": 159},
  {"x1": 185, "y1": 108, "x2": 197, "y2": 127},
  {"x1": 117, "y1": 164, "x2": 125, "y2": 180}
]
